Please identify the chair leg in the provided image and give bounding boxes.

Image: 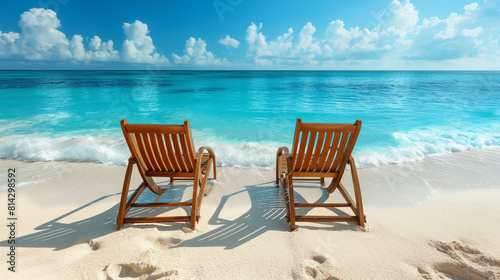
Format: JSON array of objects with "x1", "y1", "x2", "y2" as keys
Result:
[
  {"x1": 212, "y1": 156, "x2": 217, "y2": 180},
  {"x1": 280, "y1": 176, "x2": 290, "y2": 223},
  {"x1": 117, "y1": 158, "x2": 135, "y2": 230},
  {"x1": 288, "y1": 177, "x2": 296, "y2": 231},
  {"x1": 190, "y1": 170, "x2": 200, "y2": 230},
  {"x1": 276, "y1": 153, "x2": 280, "y2": 187},
  {"x1": 349, "y1": 158, "x2": 365, "y2": 227},
  {"x1": 320, "y1": 177, "x2": 325, "y2": 186}
]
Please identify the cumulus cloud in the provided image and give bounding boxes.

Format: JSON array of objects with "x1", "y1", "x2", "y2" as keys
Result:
[
  {"x1": 244, "y1": 0, "x2": 421, "y2": 65},
  {"x1": 0, "y1": 8, "x2": 118, "y2": 62},
  {"x1": 219, "y1": 35, "x2": 240, "y2": 48},
  {"x1": 0, "y1": 32, "x2": 20, "y2": 56},
  {"x1": 173, "y1": 37, "x2": 225, "y2": 65},
  {"x1": 404, "y1": 1, "x2": 487, "y2": 60},
  {"x1": 462, "y1": 27, "x2": 483, "y2": 37},
  {"x1": 0, "y1": 8, "x2": 168, "y2": 65},
  {"x1": 245, "y1": 20, "x2": 380, "y2": 65},
  {"x1": 122, "y1": 20, "x2": 168, "y2": 64},
  {"x1": 245, "y1": 0, "x2": 498, "y2": 66},
  {"x1": 70, "y1": 35, "x2": 119, "y2": 61},
  {"x1": 325, "y1": 20, "x2": 380, "y2": 57},
  {"x1": 433, "y1": 13, "x2": 466, "y2": 39},
  {"x1": 11, "y1": 8, "x2": 71, "y2": 60}
]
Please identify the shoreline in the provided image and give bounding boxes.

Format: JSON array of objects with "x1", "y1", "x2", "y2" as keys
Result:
[{"x1": 0, "y1": 148, "x2": 499, "y2": 279}]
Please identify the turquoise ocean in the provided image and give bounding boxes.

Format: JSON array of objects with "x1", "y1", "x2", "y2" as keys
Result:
[{"x1": 0, "y1": 71, "x2": 499, "y2": 168}]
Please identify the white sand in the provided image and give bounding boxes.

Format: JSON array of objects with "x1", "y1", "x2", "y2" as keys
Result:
[{"x1": 1, "y1": 148, "x2": 500, "y2": 279}]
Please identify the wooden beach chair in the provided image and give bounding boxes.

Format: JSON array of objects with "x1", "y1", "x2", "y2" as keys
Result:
[
  {"x1": 276, "y1": 119, "x2": 365, "y2": 231},
  {"x1": 117, "y1": 119, "x2": 216, "y2": 230}
]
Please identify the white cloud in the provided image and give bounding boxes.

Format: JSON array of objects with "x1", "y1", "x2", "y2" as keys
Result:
[
  {"x1": 246, "y1": 22, "x2": 296, "y2": 65},
  {"x1": 122, "y1": 20, "x2": 168, "y2": 64},
  {"x1": 402, "y1": 2, "x2": 490, "y2": 61},
  {"x1": 462, "y1": 27, "x2": 483, "y2": 37},
  {"x1": 17, "y1": 8, "x2": 71, "y2": 60},
  {"x1": 173, "y1": 37, "x2": 225, "y2": 65},
  {"x1": 0, "y1": 32, "x2": 20, "y2": 57},
  {"x1": 296, "y1": 23, "x2": 321, "y2": 55},
  {"x1": 244, "y1": 0, "x2": 500, "y2": 67},
  {"x1": 219, "y1": 35, "x2": 240, "y2": 48},
  {"x1": 70, "y1": 35, "x2": 119, "y2": 61},
  {"x1": 427, "y1": 2, "x2": 480, "y2": 40},
  {"x1": 433, "y1": 13, "x2": 466, "y2": 39},
  {"x1": 244, "y1": 0, "x2": 422, "y2": 65},
  {"x1": 381, "y1": 0, "x2": 419, "y2": 40},
  {"x1": 0, "y1": 9, "x2": 169, "y2": 65},
  {"x1": 0, "y1": 8, "x2": 119, "y2": 62},
  {"x1": 464, "y1": 2, "x2": 479, "y2": 16},
  {"x1": 324, "y1": 20, "x2": 352, "y2": 53}
]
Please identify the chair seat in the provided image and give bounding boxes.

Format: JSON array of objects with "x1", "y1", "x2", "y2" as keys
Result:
[{"x1": 144, "y1": 153, "x2": 212, "y2": 177}]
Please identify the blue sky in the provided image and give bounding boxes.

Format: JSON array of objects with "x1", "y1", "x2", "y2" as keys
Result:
[{"x1": 0, "y1": 0, "x2": 499, "y2": 69}]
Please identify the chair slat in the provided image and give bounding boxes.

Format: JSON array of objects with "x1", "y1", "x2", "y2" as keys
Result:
[
  {"x1": 321, "y1": 133, "x2": 341, "y2": 172},
  {"x1": 143, "y1": 133, "x2": 161, "y2": 171},
  {"x1": 314, "y1": 132, "x2": 333, "y2": 172},
  {"x1": 308, "y1": 132, "x2": 325, "y2": 172},
  {"x1": 171, "y1": 134, "x2": 188, "y2": 171},
  {"x1": 163, "y1": 133, "x2": 180, "y2": 172},
  {"x1": 135, "y1": 133, "x2": 154, "y2": 171},
  {"x1": 156, "y1": 134, "x2": 173, "y2": 172},
  {"x1": 125, "y1": 124, "x2": 185, "y2": 134},
  {"x1": 149, "y1": 133, "x2": 167, "y2": 171},
  {"x1": 294, "y1": 131, "x2": 310, "y2": 172},
  {"x1": 300, "y1": 132, "x2": 317, "y2": 171},
  {"x1": 330, "y1": 132, "x2": 350, "y2": 172},
  {"x1": 184, "y1": 120, "x2": 198, "y2": 163},
  {"x1": 300, "y1": 123, "x2": 357, "y2": 132},
  {"x1": 179, "y1": 134, "x2": 194, "y2": 171}
]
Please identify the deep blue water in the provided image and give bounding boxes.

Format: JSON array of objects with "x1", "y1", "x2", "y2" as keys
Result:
[{"x1": 0, "y1": 70, "x2": 499, "y2": 167}]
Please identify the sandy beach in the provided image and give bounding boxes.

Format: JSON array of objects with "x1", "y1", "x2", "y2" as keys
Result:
[{"x1": 1, "y1": 148, "x2": 500, "y2": 279}]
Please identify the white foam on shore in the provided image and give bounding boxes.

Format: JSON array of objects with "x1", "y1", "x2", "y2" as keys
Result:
[
  {"x1": 358, "y1": 126, "x2": 500, "y2": 166},
  {"x1": 0, "y1": 125, "x2": 498, "y2": 168},
  {"x1": 0, "y1": 136, "x2": 129, "y2": 165}
]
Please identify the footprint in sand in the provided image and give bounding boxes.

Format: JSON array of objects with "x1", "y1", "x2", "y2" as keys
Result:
[
  {"x1": 102, "y1": 262, "x2": 178, "y2": 280},
  {"x1": 87, "y1": 239, "x2": 101, "y2": 251},
  {"x1": 296, "y1": 253, "x2": 339, "y2": 280},
  {"x1": 419, "y1": 240, "x2": 500, "y2": 280},
  {"x1": 151, "y1": 237, "x2": 182, "y2": 249}
]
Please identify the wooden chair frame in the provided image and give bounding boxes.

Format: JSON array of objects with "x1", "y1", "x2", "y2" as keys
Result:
[
  {"x1": 276, "y1": 119, "x2": 365, "y2": 231},
  {"x1": 117, "y1": 119, "x2": 216, "y2": 230}
]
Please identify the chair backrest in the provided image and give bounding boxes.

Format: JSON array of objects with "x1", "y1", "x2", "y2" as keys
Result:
[
  {"x1": 291, "y1": 119, "x2": 362, "y2": 175},
  {"x1": 121, "y1": 119, "x2": 197, "y2": 173}
]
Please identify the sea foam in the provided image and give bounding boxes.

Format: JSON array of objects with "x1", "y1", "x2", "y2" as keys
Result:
[
  {"x1": 0, "y1": 136, "x2": 129, "y2": 165},
  {"x1": 0, "y1": 125, "x2": 498, "y2": 168},
  {"x1": 357, "y1": 126, "x2": 500, "y2": 167}
]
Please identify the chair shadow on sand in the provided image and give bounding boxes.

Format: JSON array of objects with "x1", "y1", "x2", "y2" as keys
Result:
[
  {"x1": 0, "y1": 180, "x2": 362, "y2": 251},
  {"x1": 173, "y1": 180, "x2": 361, "y2": 250},
  {"x1": 0, "y1": 181, "x2": 187, "y2": 251},
  {"x1": 172, "y1": 181, "x2": 286, "y2": 250},
  {"x1": 0, "y1": 193, "x2": 122, "y2": 251}
]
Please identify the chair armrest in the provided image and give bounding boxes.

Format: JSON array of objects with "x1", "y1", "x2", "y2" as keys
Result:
[{"x1": 277, "y1": 146, "x2": 290, "y2": 157}]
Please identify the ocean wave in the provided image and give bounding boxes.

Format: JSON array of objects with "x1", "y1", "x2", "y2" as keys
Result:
[
  {"x1": 356, "y1": 126, "x2": 500, "y2": 167},
  {"x1": 0, "y1": 126, "x2": 498, "y2": 168},
  {"x1": 0, "y1": 136, "x2": 129, "y2": 165}
]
